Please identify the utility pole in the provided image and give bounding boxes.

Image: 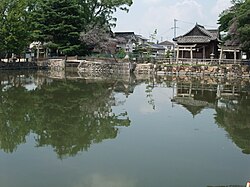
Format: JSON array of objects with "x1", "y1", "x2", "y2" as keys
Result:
[
  {"x1": 172, "y1": 19, "x2": 178, "y2": 59},
  {"x1": 174, "y1": 19, "x2": 177, "y2": 40}
]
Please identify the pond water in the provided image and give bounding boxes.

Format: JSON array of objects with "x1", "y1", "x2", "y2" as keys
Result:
[{"x1": 0, "y1": 70, "x2": 249, "y2": 187}]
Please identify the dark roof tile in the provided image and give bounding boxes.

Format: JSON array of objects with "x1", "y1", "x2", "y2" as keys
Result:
[
  {"x1": 177, "y1": 36, "x2": 212, "y2": 44},
  {"x1": 175, "y1": 24, "x2": 219, "y2": 44}
]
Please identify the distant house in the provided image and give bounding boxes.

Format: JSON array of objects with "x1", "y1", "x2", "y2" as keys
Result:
[
  {"x1": 114, "y1": 32, "x2": 148, "y2": 53},
  {"x1": 115, "y1": 32, "x2": 136, "y2": 53},
  {"x1": 158, "y1": 40, "x2": 174, "y2": 51},
  {"x1": 30, "y1": 42, "x2": 47, "y2": 59},
  {"x1": 135, "y1": 43, "x2": 166, "y2": 58},
  {"x1": 136, "y1": 35, "x2": 149, "y2": 45},
  {"x1": 174, "y1": 24, "x2": 220, "y2": 60},
  {"x1": 148, "y1": 44, "x2": 166, "y2": 57}
]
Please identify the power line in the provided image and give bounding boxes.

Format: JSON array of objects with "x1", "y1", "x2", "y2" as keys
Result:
[
  {"x1": 177, "y1": 19, "x2": 194, "y2": 25},
  {"x1": 158, "y1": 28, "x2": 172, "y2": 36},
  {"x1": 177, "y1": 19, "x2": 218, "y2": 28}
]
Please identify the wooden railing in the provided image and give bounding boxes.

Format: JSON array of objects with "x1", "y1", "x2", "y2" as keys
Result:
[{"x1": 153, "y1": 58, "x2": 248, "y2": 65}]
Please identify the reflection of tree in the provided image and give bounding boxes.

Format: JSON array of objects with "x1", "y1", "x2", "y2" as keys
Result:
[
  {"x1": 162, "y1": 75, "x2": 250, "y2": 155},
  {"x1": 0, "y1": 78, "x2": 130, "y2": 158},
  {"x1": 214, "y1": 93, "x2": 250, "y2": 154},
  {"x1": 146, "y1": 84, "x2": 155, "y2": 110},
  {"x1": 0, "y1": 86, "x2": 33, "y2": 153}
]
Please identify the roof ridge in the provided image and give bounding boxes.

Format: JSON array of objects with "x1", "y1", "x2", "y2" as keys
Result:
[{"x1": 196, "y1": 25, "x2": 213, "y2": 38}]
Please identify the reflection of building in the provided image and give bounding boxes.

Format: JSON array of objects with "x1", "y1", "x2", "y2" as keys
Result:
[
  {"x1": 171, "y1": 82, "x2": 215, "y2": 116},
  {"x1": 171, "y1": 79, "x2": 245, "y2": 117},
  {"x1": 168, "y1": 77, "x2": 250, "y2": 154}
]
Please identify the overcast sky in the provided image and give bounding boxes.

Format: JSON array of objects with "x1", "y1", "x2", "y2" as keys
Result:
[{"x1": 113, "y1": 0, "x2": 232, "y2": 42}]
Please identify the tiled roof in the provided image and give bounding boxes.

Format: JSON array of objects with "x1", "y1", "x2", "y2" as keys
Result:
[
  {"x1": 175, "y1": 24, "x2": 219, "y2": 44},
  {"x1": 136, "y1": 35, "x2": 148, "y2": 41},
  {"x1": 208, "y1": 29, "x2": 219, "y2": 40},
  {"x1": 151, "y1": 44, "x2": 166, "y2": 50},
  {"x1": 177, "y1": 36, "x2": 212, "y2": 44},
  {"x1": 139, "y1": 43, "x2": 165, "y2": 50},
  {"x1": 114, "y1": 32, "x2": 135, "y2": 36},
  {"x1": 158, "y1": 40, "x2": 174, "y2": 46}
]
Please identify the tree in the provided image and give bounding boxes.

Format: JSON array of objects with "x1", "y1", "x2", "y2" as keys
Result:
[
  {"x1": 0, "y1": 0, "x2": 133, "y2": 58},
  {"x1": 218, "y1": 0, "x2": 250, "y2": 57},
  {"x1": 0, "y1": 0, "x2": 31, "y2": 60},
  {"x1": 30, "y1": 0, "x2": 85, "y2": 56},
  {"x1": 31, "y1": 0, "x2": 133, "y2": 56},
  {"x1": 79, "y1": 25, "x2": 118, "y2": 55}
]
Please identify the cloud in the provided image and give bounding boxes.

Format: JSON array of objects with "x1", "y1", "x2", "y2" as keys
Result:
[
  {"x1": 113, "y1": 0, "x2": 232, "y2": 41},
  {"x1": 74, "y1": 173, "x2": 136, "y2": 187},
  {"x1": 141, "y1": 0, "x2": 163, "y2": 4},
  {"x1": 141, "y1": 0, "x2": 204, "y2": 40},
  {"x1": 211, "y1": 0, "x2": 232, "y2": 16}
]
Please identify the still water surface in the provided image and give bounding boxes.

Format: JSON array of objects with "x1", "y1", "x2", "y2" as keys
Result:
[{"x1": 0, "y1": 71, "x2": 249, "y2": 187}]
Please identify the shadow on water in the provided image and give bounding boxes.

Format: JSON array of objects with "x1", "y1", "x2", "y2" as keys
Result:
[{"x1": 0, "y1": 70, "x2": 250, "y2": 159}]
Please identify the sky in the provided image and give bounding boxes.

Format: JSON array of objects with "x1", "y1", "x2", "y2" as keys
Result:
[{"x1": 113, "y1": 0, "x2": 232, "y2": 42}]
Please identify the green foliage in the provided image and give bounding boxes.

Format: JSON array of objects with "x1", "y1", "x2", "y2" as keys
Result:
[
  {"x1": 218, "y1": 0, "x2": 250, "y2": 55},
  {"x1": 165, "y1": 50, "x2": 171, "y2": 58},
  {"x1": 115, "y1": 48, "x2": 126, "y2": 59},
  {"x1": 30, "y1": 0, "x2": 133, "y2": 56},
  {"x1": 0, "y1": 0, "x2": 31, "y2": 58},
  {"x1": 236, "y1": 0, "x2": 250, "y2": 52},
  {"x1": 0, "y1": 0, "x2": 133, "y2": 58},
  {"x1": 0, "y1": 72, "x2": 131, "y2": 158},
  {"x1": 215, "y1": 91, "x2": 250, "y2": 154},
  {"x1": 30, "y1": 0, "x2": 85, "y2": 55}
]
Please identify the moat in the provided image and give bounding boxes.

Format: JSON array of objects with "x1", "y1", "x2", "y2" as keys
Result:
[{"x1": 0, "y1": 70, "x2": 249, "y2": 187}]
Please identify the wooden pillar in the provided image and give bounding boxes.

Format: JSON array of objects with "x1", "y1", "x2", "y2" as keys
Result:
[
  {"x1": 190, "y1": 47, "x2": 193, "y2": 64},
  {"x1": 203, "y1": 46, "x2": 206, "y2": 61},
  {"x1": 234, "y1": 48, "x2": 237, "y2": 64},
  {"x1": 176, "y1": 46, "x2": 179, "y2": 64},
  {"x1": 216, "y1": 84, "x2": 221, "y2": 98},
  {"x1": 37, "y1": 46, "x2": 40, "y2": 59},
  {"x1": 189, "y1": 83, "x2": 192, "y2": 97},
  {"x1": 219, "y1": 47, "x2": 223, "y2": 65}
]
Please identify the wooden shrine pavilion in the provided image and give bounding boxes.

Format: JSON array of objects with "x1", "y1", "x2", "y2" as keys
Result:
[{"x1": 173, "y1": 24, "x2": 220, "y2": 62}]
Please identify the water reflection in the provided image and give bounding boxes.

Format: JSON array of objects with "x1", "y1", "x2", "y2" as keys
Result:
[
  {"x1": 0, "y1": 71, "x2": 131, "y2": 158},
  {"x1": 75, "y1": 174, "x2": 136, "y2": 187},
  {"x1": 0, "y1": 71, "x2": 250, "y2": 158},
  {"x1": 164, "y1": 76, "x2": 250, "y2": 155}
]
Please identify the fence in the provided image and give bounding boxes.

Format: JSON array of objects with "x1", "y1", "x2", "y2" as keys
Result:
[{"x1": 146, "y1": 57, "x2": 248, "y2": 65}]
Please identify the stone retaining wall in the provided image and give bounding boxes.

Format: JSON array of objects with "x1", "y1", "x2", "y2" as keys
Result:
[
  {"x1": 48, "y1": 59, "x2": 65, "y2": 70},
  {"x1": 78, "y1": 61, "x2": 134, "y2": 74},
  {"x1": 134, "y1": 63, "x2": 250, "y2": 78}
]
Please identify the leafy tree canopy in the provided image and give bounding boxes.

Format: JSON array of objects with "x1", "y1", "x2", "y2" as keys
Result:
[
  {"x1": 0, "y1": 0, "x2": 31, "y2": 59},
  {"x1": 0, "y1": 0, "x2": 133, "y2": 58},
  {"x1": 218, "y1": 0, "x2": 250, "y2": 56},
  {"x1": 30, "y1": 0, "x2": 133, "y2": 56}
]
